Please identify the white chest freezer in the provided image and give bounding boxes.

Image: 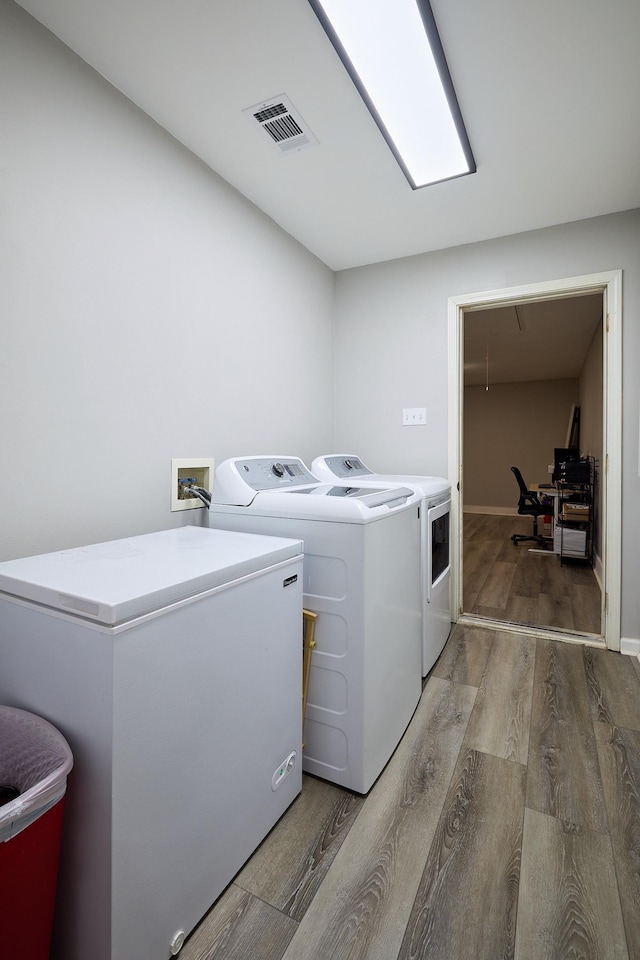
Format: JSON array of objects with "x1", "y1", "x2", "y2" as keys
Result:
[{"x1": 0, "y1": 525, "x2": 303, "y2": 960}]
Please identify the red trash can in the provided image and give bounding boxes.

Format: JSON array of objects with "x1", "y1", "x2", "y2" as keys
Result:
[{"x1": 0, "y1": 706, "x2": 73, "y2": 960}]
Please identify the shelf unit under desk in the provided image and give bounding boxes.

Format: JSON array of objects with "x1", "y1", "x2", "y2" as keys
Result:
[{"x1": 532, "y1": 466, "x2": 596, "y2": 566}]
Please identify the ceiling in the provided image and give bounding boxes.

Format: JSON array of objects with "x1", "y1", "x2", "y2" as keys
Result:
[
  {"x1": 14, "y1": 0, "x2": 640, "y2": 271},
  {"x1": 464, "y1": 293, "x2": 603, "y2": 386}
]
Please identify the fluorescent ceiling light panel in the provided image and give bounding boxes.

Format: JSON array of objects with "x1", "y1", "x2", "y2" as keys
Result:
[{"x1": 308, "y1": 0, "x2": 475, "y2": 188}]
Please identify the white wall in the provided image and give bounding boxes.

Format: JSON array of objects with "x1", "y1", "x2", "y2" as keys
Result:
[
  {"x1": 333, "y1": 210, "x2": 640, "y2": 643},
  {"x1": 0, "y1": 2, "x2": 334, "y2": 561}
]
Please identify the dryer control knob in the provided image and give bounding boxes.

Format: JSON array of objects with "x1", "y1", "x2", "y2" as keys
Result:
[{"x1": 272, "y1": 462, "x2": 285, "y2": 477}]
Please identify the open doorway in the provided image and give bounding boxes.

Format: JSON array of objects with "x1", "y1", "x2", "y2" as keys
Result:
[
  {"x1": 462, "y1": 294, "x2": 602, "y2": 638},
  {"x1": 447, "y1": 271, "x2": 622, "y2": 651}
]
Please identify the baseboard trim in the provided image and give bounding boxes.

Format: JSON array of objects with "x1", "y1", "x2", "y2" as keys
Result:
[
  {"x1": 620, "y1": 636, "x2": 640, "y2": 658},
  {"x1": 464, "y1": 505, "x2": 517, "y2": 516}
]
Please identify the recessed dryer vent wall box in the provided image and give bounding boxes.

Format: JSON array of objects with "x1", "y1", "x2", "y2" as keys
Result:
[{"x1": 171, "y1": 459, "x2": 214, "y2": 511}]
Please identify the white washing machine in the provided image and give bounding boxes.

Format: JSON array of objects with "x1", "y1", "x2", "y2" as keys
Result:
[
  {"x1": 312, "y1": 454, "x2": 452, "y2": 676},
  {"x1": 209, "y1": 456, "x2": 423, "y2": 794},
  {"x1": 0, "y1": 526, "x2": 303, "y2": 960}
]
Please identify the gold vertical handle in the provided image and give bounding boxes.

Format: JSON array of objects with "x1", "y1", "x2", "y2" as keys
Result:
[{"x1": 302, "y1": 609, "x2": 318, "y2": 748}]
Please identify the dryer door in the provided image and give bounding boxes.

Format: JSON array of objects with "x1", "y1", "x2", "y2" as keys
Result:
[{"x1": 426, "y1": 497, "x2": 451, "y2": 600}]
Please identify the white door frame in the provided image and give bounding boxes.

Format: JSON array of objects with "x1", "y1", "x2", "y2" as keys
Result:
[{"x1": 447, "y1": 270, "x2": 622, "y2": 650}]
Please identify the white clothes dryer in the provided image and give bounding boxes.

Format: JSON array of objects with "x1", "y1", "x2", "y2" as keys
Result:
[
  {"x1": 209, "y1": 456, "x2": 423, "y2": 794},
  {"x1": 312, "y1": 454, "x2": 452, "y2": 676}
]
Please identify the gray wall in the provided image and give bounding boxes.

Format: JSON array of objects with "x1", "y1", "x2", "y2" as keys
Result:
[
  {"x1": 1, "y1": 2, "x2": 334, "y2": 561},
  {"x1": 333, "y1": 211, "x2": 640, "y2": 643},
  {"x1": 3, "y1": 2, "x2": 640, "y2": 644},
  {"x1": 463, "y1": 379, "x2": 579, "y2": 509}
]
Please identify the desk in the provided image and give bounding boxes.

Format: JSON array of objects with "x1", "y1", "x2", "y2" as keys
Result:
[
  {"x1": 530, "y1": 484, "x2": 557, "y2": 548},
  {"x1": 531, "y1": 483, "x2": 591, "y2": 562}
]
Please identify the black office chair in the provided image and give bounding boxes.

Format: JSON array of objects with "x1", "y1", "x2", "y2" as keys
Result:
[{"x1": 510, "y1": 466, "x2": 553, "y2": 546}]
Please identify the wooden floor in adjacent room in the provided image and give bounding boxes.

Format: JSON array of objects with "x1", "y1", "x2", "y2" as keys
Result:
[
  {"x1": 180, "y1": 623, "x2": 640, "y2": 960},
  {"x1": 463, "y1": 512, "x2": 602, "y2": 637}
]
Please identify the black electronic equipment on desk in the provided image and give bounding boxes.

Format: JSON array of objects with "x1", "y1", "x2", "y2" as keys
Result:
[
  {"x1": 552, "y1": 447, "x2": 580, "y2": 483},
  {"x1": 557, "y1": 458, "x2": 592, "y2": 484}
]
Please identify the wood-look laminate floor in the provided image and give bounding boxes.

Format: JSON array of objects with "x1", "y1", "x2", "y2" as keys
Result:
[
  {"x1": 179, "y1": 624, "x2": 640, "y2": 960},
  {"x1": 463, "y1": 513, "x2": 602, "y2": 637}
]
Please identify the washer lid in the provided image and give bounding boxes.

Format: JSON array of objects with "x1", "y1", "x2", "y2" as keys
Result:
[
  {"x1": 312, "y1": 454, "x2": 450, "y2": 498},
  {"x1": 0, "y1": 526, "x2": 302, "y2": 626},
  {"x1": 211, "y1": 456, "x2": 421, "y2": 518},
  {"x1": 364, "y1": 474, "x2": 450, "y2": 497},
  {"x1": 211, "y1": 484, "x2": 420, "y2": 523},
  {"x1": 289, "y1": 484, "x2": 415, "y2": 506}
]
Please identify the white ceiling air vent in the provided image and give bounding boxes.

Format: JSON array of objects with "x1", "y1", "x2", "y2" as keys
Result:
[{"x1": 243, "y1": 95, "x2": 318, "y2": 154}]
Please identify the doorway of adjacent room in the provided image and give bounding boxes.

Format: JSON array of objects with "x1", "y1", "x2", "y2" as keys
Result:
[
  {"x1": 448, "y1": 271, "x2": 622, "y2": 650},
  {"x1": 463, "y1": 294, "x2": 602, "y2": 638}
]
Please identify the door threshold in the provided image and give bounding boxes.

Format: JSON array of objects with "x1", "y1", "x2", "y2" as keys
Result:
[{"x1": 458, "y1": 613, "x2": 605, "y2": 647}]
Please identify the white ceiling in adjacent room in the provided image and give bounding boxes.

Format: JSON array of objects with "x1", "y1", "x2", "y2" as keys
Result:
[{"x1": 464, "y1": 294, "x2": 603, "y2": 386}]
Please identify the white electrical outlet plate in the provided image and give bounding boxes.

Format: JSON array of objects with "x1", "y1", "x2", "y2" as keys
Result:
[
  {"x1": 402, "y1": 407, "x2": 426, "y2": 426},
  {"x1": 171, "y1": 458, "x2": 215, "y2": 511}
]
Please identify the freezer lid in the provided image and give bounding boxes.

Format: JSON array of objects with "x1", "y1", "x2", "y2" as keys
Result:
[{"x1": 0, "y1": 526, "x2": 303, "y2": 626}]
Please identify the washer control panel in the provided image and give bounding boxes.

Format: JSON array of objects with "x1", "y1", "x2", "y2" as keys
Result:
[
  {"x1": 228, "y1": 458, "x2": 316, "y2": 491},
  {"x1": 212, "y1": 457, "x2": 319, "y2": 505},
  {"x1": 320, "y1": 455, "x2": 372, "y2": 478}
]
